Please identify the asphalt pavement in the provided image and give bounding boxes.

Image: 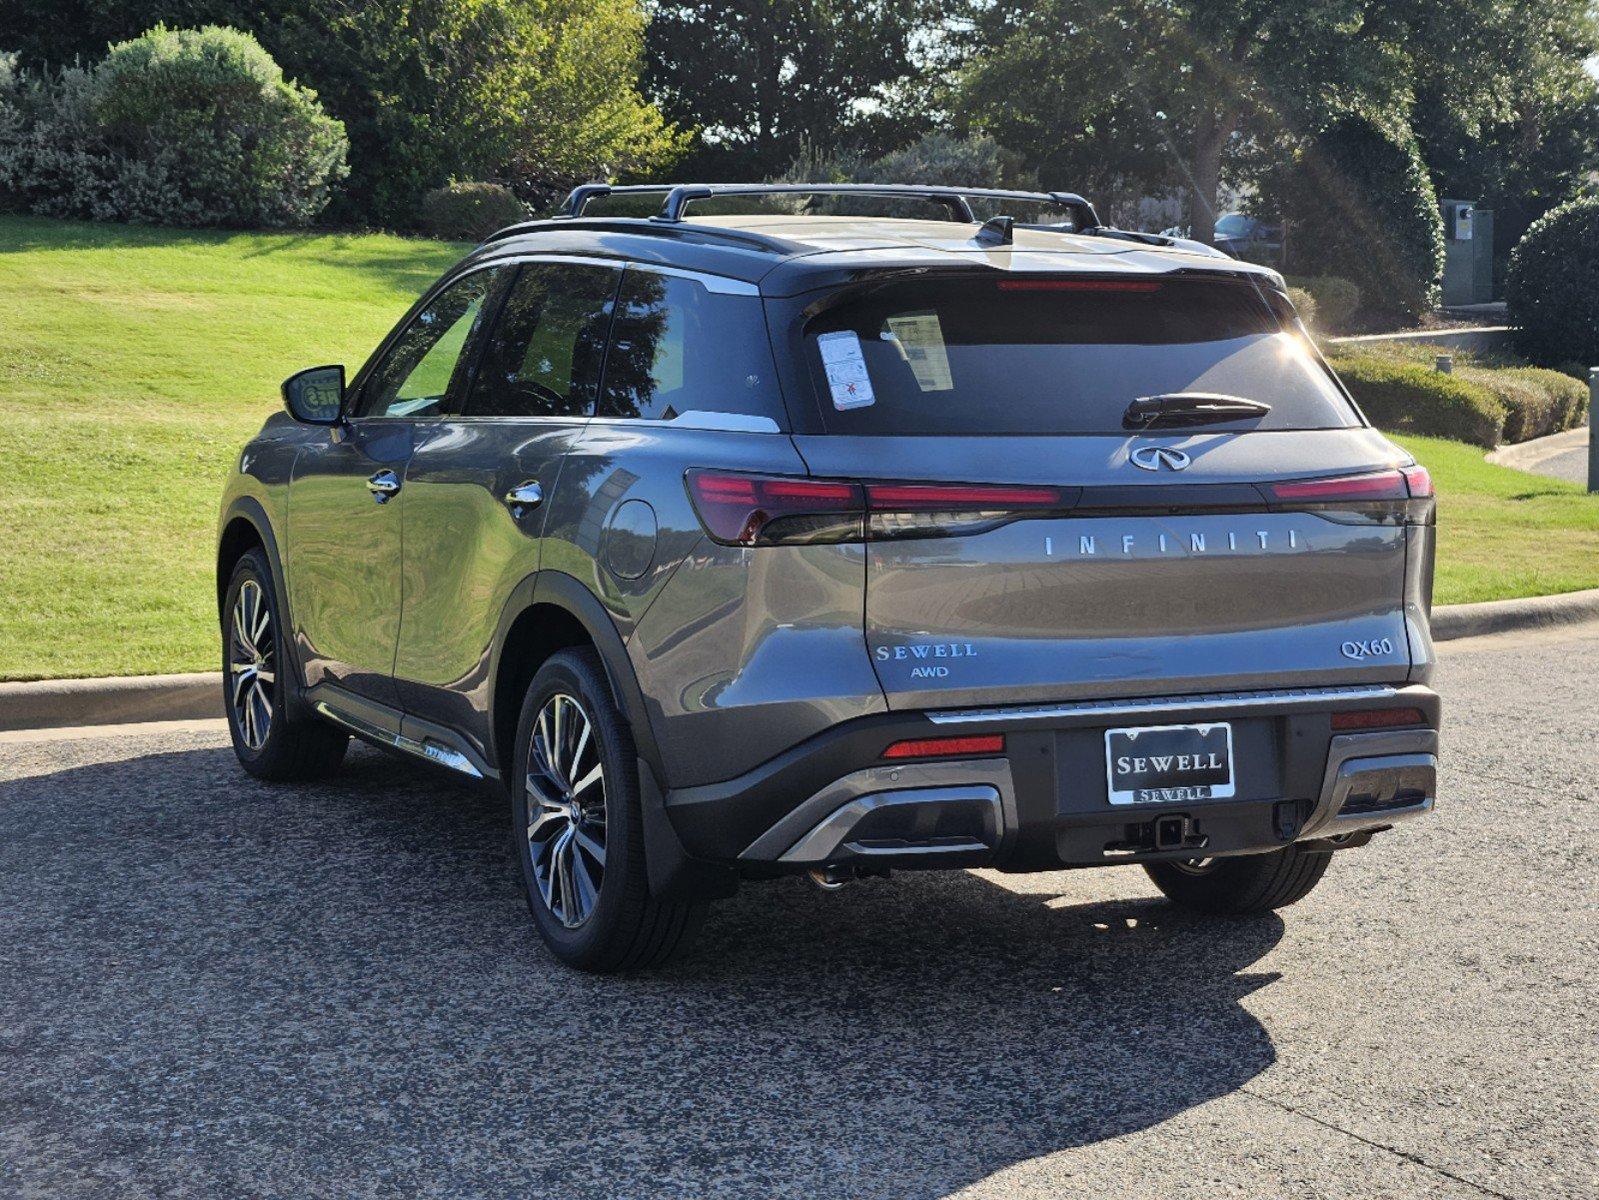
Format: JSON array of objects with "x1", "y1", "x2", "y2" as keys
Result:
[{"x1": 2, "y1": 627, "x2": 1595, "y2": 1199}]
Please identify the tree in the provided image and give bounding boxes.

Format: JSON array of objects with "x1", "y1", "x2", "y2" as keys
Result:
[
  {"x1": 0, "y1": 0, "x2": 682, "y2": 224},
  {"x1": 644, "y1": 1, "x2": 928, "y2": 181},
  {"x1": 957, "y1": 1, "x2": 1405, "y2": 243}
]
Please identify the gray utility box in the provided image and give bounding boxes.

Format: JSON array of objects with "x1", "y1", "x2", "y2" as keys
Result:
[{"x1": 1440, "y1": 199, "x2": 1495, "y2": 306}]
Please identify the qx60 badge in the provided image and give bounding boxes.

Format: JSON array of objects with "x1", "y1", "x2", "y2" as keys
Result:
[{"x1": 1130, "y1": 445, "x2": 1191, "y2": 472}]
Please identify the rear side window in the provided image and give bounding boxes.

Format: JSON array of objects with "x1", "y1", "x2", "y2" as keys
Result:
[
  {"x1": 465, "y1": 263, "x2": 621, "y2": 418},
  {"x1": 798, "y1": 276, "x2": 1356, "y2": 435},
  {"x1": 597, "y1": 269, "x2": 783, "y2": 424}
]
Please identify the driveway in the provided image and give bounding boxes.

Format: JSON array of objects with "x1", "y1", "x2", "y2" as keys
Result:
[{"x1": 2, "y1": 626, "x2": 1595, "y2": 1198}]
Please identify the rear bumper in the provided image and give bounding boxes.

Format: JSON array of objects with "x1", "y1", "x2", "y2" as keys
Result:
[{"x1": 661, "y1": 683, "x2": 1439, "y2": 876}]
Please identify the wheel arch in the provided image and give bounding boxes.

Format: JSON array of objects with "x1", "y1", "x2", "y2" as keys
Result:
[
  {"x1": 217, "y1": 498, "x2": 308, "y2": 703},
  {"x1": 488, "y1": 571, "x2": 665, "y2": 790}
]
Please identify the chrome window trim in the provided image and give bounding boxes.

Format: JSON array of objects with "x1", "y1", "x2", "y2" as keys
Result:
[
  {"x1": 925, "y1": 684, "x2": 1403, "y2": 725},
  {"x1": 618, "y1": 261, "x2": 761, "y2": 296},
  {"x1": 584, "y1": 411, "x2": 781, "y2": 433}
]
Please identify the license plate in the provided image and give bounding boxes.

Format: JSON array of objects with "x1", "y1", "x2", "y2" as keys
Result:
[{"x1": 1104, "y1": 722, "x2": 1235, "y2": 805}]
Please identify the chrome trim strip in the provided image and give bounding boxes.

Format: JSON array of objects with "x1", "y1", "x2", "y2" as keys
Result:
[
  {"x1": 621, "y1": 261, "x2": 761, "y2": 296},
  {"x1": 314, "y1": 701, "x2": 484, "y2": 779},
  {"x1": 926, "y1": 684, "x2": 1403, "y2": 726},
  {"x1": 741, "y1": 759, "x2": 1016, "y2": 862},
  {"x1": 778, "y1": 785, "x2": 1002, "y2": 865}
]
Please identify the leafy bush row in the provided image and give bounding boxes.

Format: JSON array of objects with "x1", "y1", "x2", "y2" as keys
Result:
[
  {"x1": 0, "y1": 26, "x2": 346, "y2": 227},
  {"x1": 1327, "y1": 346, "x2": 1588, "y2": 447},
  {"x1": 1284, "y1": 275, "x2": 1362, "y2": 331},
  {"x1": 420, "y1": 182, "x2": 527, "y2": 241},
  {"x1": 1329, "y1": 353, "x2": 1506, "y2": 448}
]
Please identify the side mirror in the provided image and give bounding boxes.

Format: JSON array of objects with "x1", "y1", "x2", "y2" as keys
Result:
[{"x1": 282, "y1": 365, "x2": 346, "y2": 425}]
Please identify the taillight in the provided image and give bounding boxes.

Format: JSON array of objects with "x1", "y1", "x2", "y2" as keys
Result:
[
  {"x1": 1401, "y1": 464, "x2": 1433, "y2": 497},
  {"x1": 686, "y1": 471, "x2": 1071, "y2": 545},
  {"x1": 1331, "y1": 707, "x2": 1428, "y2": 731},
  {"x1": 882, "y1": 734, "x2": 1005, "y2": 760},
  {"x1": 1265, "y1": 470, "x2": 1408, "y2": 502},
  {"x1": 686, "y1": 470, "x2": 863, "y2": 546}
]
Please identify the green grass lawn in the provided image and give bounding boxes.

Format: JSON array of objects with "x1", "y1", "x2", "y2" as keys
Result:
[
  {"x1": 0, "y1": 215, "x2": 465, "y2": 680},
  {"x1": 1, "y1": 215, "x2": 1595, "y2": 680}
]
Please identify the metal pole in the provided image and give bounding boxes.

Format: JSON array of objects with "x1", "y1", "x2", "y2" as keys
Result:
[{"x1": 1590, "y1": 368, "x2": 1599, "y2": 494}]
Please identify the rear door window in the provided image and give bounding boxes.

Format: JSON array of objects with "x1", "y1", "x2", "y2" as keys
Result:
[
  {"x1": 798, "y1": 276, "x2": 1356, "y2": 434},
  {"x1": 464, "y1": 262, "x2": 621, "y2": 418},
  {"x1": 597, "y1": 268, "x2": 784, "y2": 425}
]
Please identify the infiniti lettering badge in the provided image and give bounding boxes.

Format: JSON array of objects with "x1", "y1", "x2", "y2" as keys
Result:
[{"x1": 1131, "y1": 445, "x2": 1191, "y2": 472}]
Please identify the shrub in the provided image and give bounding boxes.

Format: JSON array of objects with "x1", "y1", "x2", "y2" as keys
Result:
[
  {"x1": 1285, "y1": 286, "x2": 1318, "y2": 329},
  {"x1": 1269, "y1": 115, "x2": 1444, "y2": 327},
  {"x1": 1507, "y1": 196, "x2": 1599, "y2": 368},
  {"x1": 420, "y1": 182, "x2": 527, "y2": 241},
  {"x1": 0, "y1": 26, "x2": 347, "y2": 227},
  {"x1": 1285, "y1": 275, "x2": 1361, "y2": 331},
  {"x1": 1485, "y1": 367, "x2": 1589, "y2": 441},
  {"x1": 1328, "y1": 352, "x2": 1506, "y2": 448}
]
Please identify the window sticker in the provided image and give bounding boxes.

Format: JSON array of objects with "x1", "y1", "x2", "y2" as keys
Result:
[
  {"x1": 884, "y1": 310, "x2": 954, "y2": 392},
  {"x1": 817, "y1": 330, "x2": 875, "y2": 410}
]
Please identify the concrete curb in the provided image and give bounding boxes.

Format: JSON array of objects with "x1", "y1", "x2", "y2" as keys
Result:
[
  {"x1": 1485, "y1": 425, "x2": 1588, "y2": 474},
  {"x1": 1430, "y1": 587, "x2": 1599, "y2": 642},
  {"x1": 0, "y1": 672, "x2": 222, "y2": 733},
  {"x1": 6, "y1": 588, "x2": 1599, "y2": 734}
]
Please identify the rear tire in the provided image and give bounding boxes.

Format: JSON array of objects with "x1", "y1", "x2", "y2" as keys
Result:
[
  {"x1": 1143, "y1": 845, "x2": 1332, "y2": 914},
  {"x1": 222, "y1": 549, "x2": 348, "y2": 781},
  {"x1": 511, "y1": 647, "x2": 704, "y2": 972}
]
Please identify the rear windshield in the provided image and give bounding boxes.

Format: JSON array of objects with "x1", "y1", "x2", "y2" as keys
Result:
[{"x1": 799, "y1": 276, "x2": 1356, "y2": 435}]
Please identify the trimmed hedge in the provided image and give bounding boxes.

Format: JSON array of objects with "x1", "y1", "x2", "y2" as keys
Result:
[
  {"x1": 1271, "y1": 116, "x2": 1444, "y2": 326},
  {"x1": 420, "y1": 181, "x2": 527, "y2": 241},
  {"x1": 1479, "y1": 366, "x2": 1588, "y2": 442},
  {"x1": 1329, "y1": 353, "x2": 1506, "y2": 448},
  {"x1": 1285, "y1": 275, "x2": 1361, "y2": 331},
  {"x1": 1507, "y1": 196, "x2": 1599, "y2": 368}
]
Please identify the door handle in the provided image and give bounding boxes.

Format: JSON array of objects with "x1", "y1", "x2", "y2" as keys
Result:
[
  {"x1": 503, "y1": 481, "x2": 543, "y2": 511},
  {"x1": 366, "y1": 469, "x2": 401, "y2": 503}
]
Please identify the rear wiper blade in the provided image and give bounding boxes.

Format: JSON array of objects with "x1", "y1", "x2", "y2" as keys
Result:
[{"x1": 1123, "y1": 392, "x2": 1272, "y2": 429}]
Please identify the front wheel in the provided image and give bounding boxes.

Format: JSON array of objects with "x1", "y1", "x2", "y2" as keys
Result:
[
  {"x1": 510, "y1": 648, "x2": 703, "y2": 972},
  {"x1": 1144, "y1": 844, "x2": 1332, "y2": 914},
  {"x1": 222, "y1": 549, "x2": 348, "y2": 780}
]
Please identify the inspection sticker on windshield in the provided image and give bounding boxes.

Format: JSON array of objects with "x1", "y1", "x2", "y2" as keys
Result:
[
  {"x1": 885, "y1": 311, "x2": 954, "y2": 392},
  {"x1": 817, "y1": 331, "x2": 875, "y2": 410}
]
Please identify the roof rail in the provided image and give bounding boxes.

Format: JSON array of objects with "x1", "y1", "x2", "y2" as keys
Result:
[{"x1": 560, "y1": 182, "x2": 1102, "y2": 230}]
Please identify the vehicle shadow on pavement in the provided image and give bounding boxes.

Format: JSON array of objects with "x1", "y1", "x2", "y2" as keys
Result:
[{"x1": 0, "y1": 741, "x2": 1286, "y2": 1199}]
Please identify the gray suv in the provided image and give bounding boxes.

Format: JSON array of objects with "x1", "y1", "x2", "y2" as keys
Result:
[{"x1": 217, "y1": 183, "x2": 1440, "y2": 972}]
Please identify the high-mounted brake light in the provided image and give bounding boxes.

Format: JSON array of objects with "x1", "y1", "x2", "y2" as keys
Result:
[
  {"x1": 1331, "y1": 707, "x2": 1428, "y2": 732},
  {"x1": 1266, "y1": 469, "x2": 1408, "y2": 503},
  {"x1": 996, "y1": 279, "x2": 1161, "y2": 292},
  {"x1": 882, "y1": 734, "x2": 1005, "y2": 760}
]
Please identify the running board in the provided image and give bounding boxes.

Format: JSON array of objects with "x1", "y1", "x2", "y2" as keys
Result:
[{"x1": 308, "y1": 684, "x2": 491, "y2": 780}]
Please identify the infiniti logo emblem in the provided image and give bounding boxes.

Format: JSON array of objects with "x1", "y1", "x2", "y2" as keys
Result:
[{"x1": 1130, "y1": 445, "x2": 1192, "y2": 472}]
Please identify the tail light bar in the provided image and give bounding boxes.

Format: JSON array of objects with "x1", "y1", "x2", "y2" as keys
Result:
[
  {"x1": 687, "y1": 460, "x2": 1437, "y2": 547},
  {"x1": 686, "y1": 470, "x2": 1069, "y2": 546}
]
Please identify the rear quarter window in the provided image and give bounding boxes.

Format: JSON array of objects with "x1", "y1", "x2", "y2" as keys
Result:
[{"x1": 794, "y1": 275, "x2": 1356, "y2": 435}]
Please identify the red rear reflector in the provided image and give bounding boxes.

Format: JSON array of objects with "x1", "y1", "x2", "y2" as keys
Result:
[
  {"x1": 685, "y1": 469, "x2": 862, "y2": 545},
  {"x1": 1267, "y1": 469, "x2": 1408, "y2": 502},
  {"x1": 1331, "y1": 707, "x2": 1428, "y2": 731},
  {"x1": 866, "y1": 482, "x2": 1063, "y2": 511},
  {"x1": 996, "y1": 279, "x2": 1161, "y2": 292},
  {"x1": 882, "y1": 735, "x2": 1005, "y2": 760},
  {"x1": 1401, "y1": 464, "x2": 1433, "y2": 498}
]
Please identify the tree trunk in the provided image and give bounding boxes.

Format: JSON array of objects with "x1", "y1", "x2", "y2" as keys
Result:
[{"x1": 1189, "y1": 112, "x2": 1232, "y2": 246}]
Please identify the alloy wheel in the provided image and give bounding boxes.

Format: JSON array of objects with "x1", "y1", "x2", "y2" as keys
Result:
[
  {"x1": 526, "y1": 692, "x2": 607, "y2": 929},
  {"x1": 229, "y1": 578, "x2": 275, "y2": 752}
]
